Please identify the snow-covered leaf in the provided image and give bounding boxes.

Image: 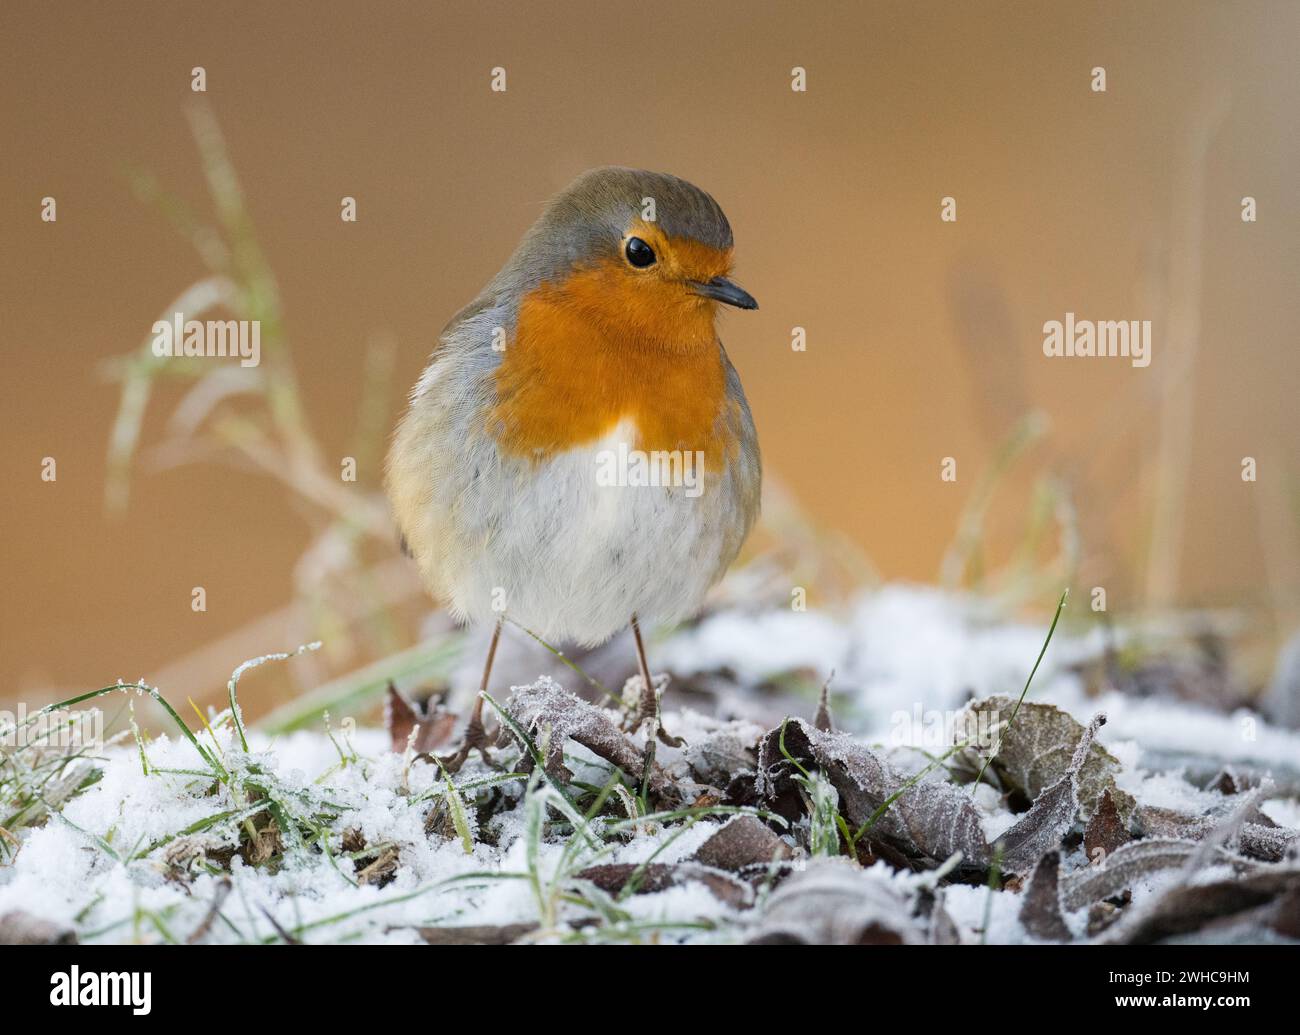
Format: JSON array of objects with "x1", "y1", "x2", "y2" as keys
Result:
[
  {"x1": 995, "y1": 713, "x2": 1105, "y2": 874},
  {"x1": 955, "y1": 696, "x2": 1136, "y2": 823},
  {"x1": 756, "y1": 718, "x2": 989, "y2": 867},
  {"x1": 1060, "y1": 838, "x2": 1263, "y2": 911},
  {"x1": 1115, "y1": 868, "x2": 1300, "y2": 945},
  {"x1": 749, "y1": 859, "x2": 925, "y2": 944},
  {"x1": 502, "y1": 678, "x2": 673, "y2": 798}
]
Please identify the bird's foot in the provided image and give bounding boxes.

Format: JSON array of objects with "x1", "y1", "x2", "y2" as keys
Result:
[{"x1": 622, "y1": 672, "x2": 684, "y2": 747}]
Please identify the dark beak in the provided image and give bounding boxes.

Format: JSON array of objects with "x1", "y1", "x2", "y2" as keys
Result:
[{"x1": 691, "y1": 276, "x2": 759, "y2": 310}]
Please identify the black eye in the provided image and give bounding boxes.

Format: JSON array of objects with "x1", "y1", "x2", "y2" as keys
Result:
[{"x1": 625, "y1": 236, "x2": 656, "y2": 268}]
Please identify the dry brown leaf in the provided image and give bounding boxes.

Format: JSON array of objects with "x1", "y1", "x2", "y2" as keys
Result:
[
  {"x1": 955, "y1": 696, "x2": 1136, "y2": 823},
  {"x1": 1271, "y1": 882, "x2": 1300, "y2": 939},
  {"x1": 1084, "y1": 787, "x2": 1130, "y2": 863},
  {"x1": 577, "y1": 862, "x2": 676, "y2": 894},
  {"x1": 1061, "y1": 838, "x2": 1263, "y2": 911},
  {"x1": 1137, "y1": 803, "x2": 1297, "y2": 862},
  {"x1": 384, "y1": 682, "x2": 456, "y2": 755},
  {"x1": 1137, "y1": 805, "x2": 1215, "y2": 840},
  {"x1": 1019, "y1": 850, "x2": 1071, "y2": 941},
  {"x1": 756, "y1": 718, "x2": 989, "y2": 866},
  {"x1": 576, "y1": 862, "x2": 753, "y2": 908},
  {"x1": 415, "y1": 923, "x2": 539, "y2": 945},
  {"x1": 995, "y1": 713, "x2": 1104, "y2": 874},
  {"x1": 672, "y1": 719, "x2": 763, "y2": 788},
  {"x1": 692, "y1": 816, "x2": 793, "y2": 871},
  {"x1": 748, "y1": 859, "x2": 925, "y2": 944},
  {"x1": 814, "y1": 677, "x2": 835, "y2": 732},
  {"x1": 0, "y1": 911, "x2": 76, "y2": 945},
  {"x1": 503, "y1": 679, "x2": 674, "y2": 798},
  {"x1": 1239, "y1": 822, "x2": 1298, "y2": 862},
  {"x1": 1116, "y1": 869, "x2": 1300, "y2": 944}
]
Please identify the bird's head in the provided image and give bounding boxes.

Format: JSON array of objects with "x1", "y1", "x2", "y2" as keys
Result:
[{"x1": 506, "y1": 167, "x2": 757, "y2": 353}]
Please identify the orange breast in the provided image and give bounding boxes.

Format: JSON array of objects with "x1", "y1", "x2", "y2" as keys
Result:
[{"x1": 488, "y1": 256, "x2": 735, "y2": 468}]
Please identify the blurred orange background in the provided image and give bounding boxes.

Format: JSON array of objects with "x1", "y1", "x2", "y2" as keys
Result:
[{"x1": 2, "y1": 1, "x2": 1297, "y2": 714}]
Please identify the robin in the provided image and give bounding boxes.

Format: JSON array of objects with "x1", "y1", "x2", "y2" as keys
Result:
[{"x1": 386, "y1": 167, "x2": 761, "y2": 762}]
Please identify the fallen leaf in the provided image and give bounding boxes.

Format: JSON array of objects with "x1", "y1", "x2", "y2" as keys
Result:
[
  {"x1": 415, "y1": 923, "x2": 539, "y2": 945},
  {"x1": 1115, "y1": 868, "x2": 1300, "y2": 945},
  {"x1": 1136, "y1": 806, "x2": 1214, "y2": 840},
  {"x1": 384, "y1": 682, "x2": 456, "y2": 755},
  {"x1": 0, "y1": 911, "x2": 76, "y2": 945},
  {"x1": 814, "y1": 676, "x2": 835, "y2": 732},
  {"x1": 672, "y1": 719, "x2": 763, "y2": 788},
  {"x1": 1062, "y1": 838, "x2": 1263, "y2": 911},
  {"x1": 1137, "y1": 803, "x2": 1297, "y2": 862},
  {"x1": 756, "y1": 718, "x2": 989, "y2": 867},
  {"x1": 995, "y1": 713, "x2": 1104, "y2": 874},
  {"x1": 1205, "y1": 766, "x2": 1255, "y2": 796},
  {"x1": 577, "y1": 862, "x2": 676, "y2": 894},
  {"x1": 1238, "y1": 822, "x2": 1298, "y2": 863},
  {"x1": 955, "y1": 697, "x2": 1136, "y2": 824},
  {"x1": 1019, "y1": 850, "x2": 1071, "y2": 941},
  {"x1": 503, "y1": 678, "x2": 673, "y2": 798},
  {"x1": 1271, "y1": 882, "x2": 1300, "y2": 939},
  {"x1": 1084, "y1": 788, "x2": 1130, "y2": 862},
  {"x1": 692, "y1": 816, "x2": 793, "y2": 871},
  {"x1": 575, "y1": 862, "x2": 752, "y2": 908},
  {"x1": 748, "y1": 858, "x2": 925, "y2": 944}
]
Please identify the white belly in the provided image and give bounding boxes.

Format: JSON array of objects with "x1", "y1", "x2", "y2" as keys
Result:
[{"x1": 442, "y1": 421, "x2": 738, "y2": 645}]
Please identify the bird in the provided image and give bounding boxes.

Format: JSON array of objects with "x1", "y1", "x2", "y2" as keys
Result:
[{"x1": 385, "y1": 166, "x2": 761, "y2": 763}]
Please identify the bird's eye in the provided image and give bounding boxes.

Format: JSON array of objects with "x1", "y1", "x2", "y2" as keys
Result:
[{"x1": 625, "y1": 236, "x2": 656, "y2": 268}]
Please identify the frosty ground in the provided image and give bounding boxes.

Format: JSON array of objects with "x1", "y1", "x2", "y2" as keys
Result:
[{"x1": 2, "y1": 585, "x2": 1297, "y2": 945}]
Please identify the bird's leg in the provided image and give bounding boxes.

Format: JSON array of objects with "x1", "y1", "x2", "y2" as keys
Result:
[
  {"x1": 630, "y1": 614, "x2": 655, "y2": 715},
  {"x1": 467, "y1": 615, "x2": 503, "y2": 749},
  {"x1": 441, "y1": 616, "x2": 503, "y2": 772},
  {"x1": 628, "y1": 614, "x2": 683, "y2": 748}
]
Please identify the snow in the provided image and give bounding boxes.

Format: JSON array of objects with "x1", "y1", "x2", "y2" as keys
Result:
[
  {"x1": 659, "y1": 608, "x2": 850, "y2": 687},
  {"x1": 2, "y1": 583, "x2": 1297, "y2": 945},
  {"x1": 673, "y1": 585, "x2": 1299, "y2": 781},
  {"x1": 0, "y1": 714, "x2": 768, "y2": 944}
]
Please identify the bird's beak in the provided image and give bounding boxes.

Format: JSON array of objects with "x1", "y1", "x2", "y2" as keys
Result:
[{"x1": 691, "y1": 276, "x2": 758, "y2": 310}]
